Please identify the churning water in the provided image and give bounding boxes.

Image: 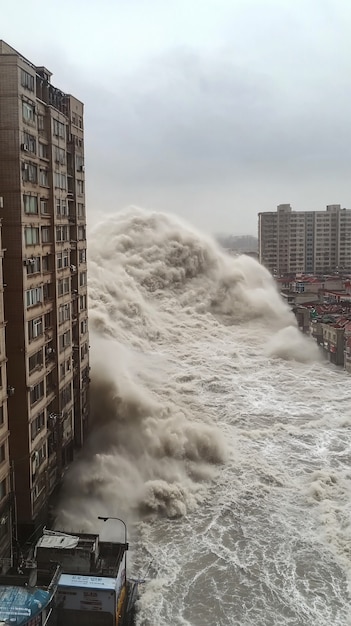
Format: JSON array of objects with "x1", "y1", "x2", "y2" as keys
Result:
[{"x1": 56, "y1": 207, "x2": 351, "y2": 626}]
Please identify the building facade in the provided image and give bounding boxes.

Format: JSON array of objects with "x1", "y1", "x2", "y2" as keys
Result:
[
  {"x1": 258, "y1": 204, "x2": 351, "y2": 275},
  {"x1": 0, "y1": 41, "x2": 89, "y2": 538}
]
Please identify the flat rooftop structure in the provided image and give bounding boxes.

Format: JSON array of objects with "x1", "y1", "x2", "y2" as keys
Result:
[{"x1": 35, "y1": 530, "x2": 125, "y2": 578}]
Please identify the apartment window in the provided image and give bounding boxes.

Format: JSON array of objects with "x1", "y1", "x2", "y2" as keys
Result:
[
  {"x1": 37, "y1": 442, "x2": 47, "y2": 465},
  {"x1": 60, "y1": 382, "x2": 72, "y2": 408},
  {"x1": 77, "y1": 180, "x2": 84, "y2": 195},
  {"x1": 0, "y1": 478, "x2": 6, "y2": 502},
  {"x1": 60, "y1": 362, "x2": 65, "y2": 378},
  {"x1": 39, "y1": 168, "x2": 49, "y2": 186},
  {"x1": 79, "y1": 249, "x2": 86, "y2": 263},
  {"x1": 58, "y1": 303, "x2": 70, "y2": 324},
  {"x1": 54, "y1": 173, "x2": 67, "y2": 190},
  {"x1": 79, "y1": 272, "x2": 87, "y2": 287},
  {"x1": 22, "y1": 162, "x2": 37, "y2": 183},
  {"x1": 54, "y1": 146, "x2": 66, "y2": 165},
  {"x1": 80, "y1": 342, "x2": 88, "y2": 360},
  {"x1": 29, "y1": 349, "x2": 43, "y2": 372},
  {"x1": 30, "y1": 380, "x2": 44, "y2": 405},
  {"x1": 25, "y1": 227, "x2": 39, "y2": 246},
  {"x1": 77, "y1": 203, "x2": 85, "y2": 218},
  {"x1": 56, "y1": 225, "x2": 69, "y2": 243},
  {"x1": 58, "y1": 277, "x2": 70, "y2": 296},
  {"x1": 41, "y1": 226, "x2": 51, "y2": 243},
  {"x1": 23, "y1": 195, "x2": 38, "y2": 214},
  {"x1": 76, "y1": 155, "x2": 84, "y2": 171},
  {"x1": 44, "y1": 311, "x2": 53, "y2": 329},
  {"x1": 59, "y1": 330, "x2": 71, "y2": 352},
  {"x1": 40, "y1": 198, "x2": 49, "y2": 214},
  {"x1": 0, "y1": 444, "x2": 5, "y2": 465},
  {"x1": 21, "y1": 69, "x2": 35, "y2": 91},
  {"x1": 43, "y1": 282, "x2": 54, "y2": 302},
  {"x1": 56, "y1": 199, "x2": 68, "y2": 216},
  {"x1": 26, "y1": 287, "x2": 42, "y2": 308},
  {"x1": 53, "y1": 119, "x2": 65, "y2": 138},
  {"x1": 0, "y1": 406, "x2": 3, "y2": 427},
  {"x1": 31, "y1": 411, "x2": 45, "y2": 440},
  {"x1": 22, "y1": 101, "x2": 35, "y2": 122},
  {"x1": 79, "y1": 294, "x2": 87, "y2": 311},
  {"x1": 23, "y1": 132, "x2": 36, "y2": 154},
  {"x1": 56, "y1": 250, "x2": 69, "y2": 269},
  {"x1": 28, "y1": 316, "x2": 43, "y2": 341},
  {"x1": 42, "y1": 255, "x2": 52, "y2": 272},
  {"x1": 38, "y1": 142, "x2": 48, "y2": 159},
  {"x1": 26, "y1": 256, "x2": 41, "y2": 275},
  {"x1": 37, "y1": 115, "x2": 45, "y2": 131},
  {"x1": 78, "y1": 226, "x2": 86, "y2": 240},
  {"x1": 80, "y1": 318, "x2": 88, "y2": 334}
]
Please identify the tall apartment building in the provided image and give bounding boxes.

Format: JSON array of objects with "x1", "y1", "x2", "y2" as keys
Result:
[
  {"x1": 258, "y1": 204, "x2": 351, "y2": 276},
  {"x1": 0, "y1": 41, "x2": 89, "y2": 538}
]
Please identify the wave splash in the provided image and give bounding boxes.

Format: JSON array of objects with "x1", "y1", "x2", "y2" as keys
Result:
[{"x1": 55, "y1": 207, "x2": 319, "y2": 531}]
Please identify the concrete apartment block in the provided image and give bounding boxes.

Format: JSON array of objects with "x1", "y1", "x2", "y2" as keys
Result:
[{"x1": 0, "y1": 41, "x2": 89, "y2": 539}]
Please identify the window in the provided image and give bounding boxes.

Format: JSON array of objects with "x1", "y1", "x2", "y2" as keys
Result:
[
  {"x1": 29, "y1": 349, "x2": 43, "y2": 372},
  {"x1": 32, "y1": 475, "x2": 46, "y2": 501},
  {"x1": 41, "y1": 226, "x2": 51, "y2": 243},
  {"x1": 54, "y1": 146, "x2": 66, "y2": 164},
  {"x1": 44, "y1": 311, "x2": 53, "y2": 329},
  {"x1": 0, "y1": 444, "x2": 5, "y2": 464},
  {"x1": 76, "y1": 155, "x2": 84, "y2": 171},
  {"x1": 56, "y1": 225, "x2": 69, "y2": 242},
  {"x1": 43, "y1": 282, "x2": 53, "y2": 302},
  {"x1": 58, "y1": 277, "x2": 70, "y2": 296},
  {"x1": 79, "y1": 249, "x2": 86, "y2": 264},
  {"x1": 22, "y1": 162, "x2": 37, "y2": 183},
  {"x1": 23, "y1": 132, "x2": 36, "y2": 154},
  {"x1": 54, "y1": 173, "x2": 67, "y2": 189},
  {"x1": 78, "y1": 226, "x2": 86, "y2": 240},
  {"x1": 80, "y1": 318, "x2": 88, "y2": 334},
  {"x1": 40, "y1": 198, "x2": 49, "y2": 214},
  {"x1": 28, "y1": 316, "x2": 43, "y2": 341},
  {"x1": 79, "y1": 294, "x2": 87, "y2": 311},
  {"x1": 39, "y1": 168, "x2": 49, "y2": 186},
  {"x1": 81, "y1": 342, "x2": 88, "y2": 360},
  {"x1": 26, "y1": 287, "x2": 42, "y2": 308},
  {"x1": 58, "y1": 303, "x2": 70, "y2": 324},
  {"x1": 59, "y1": 330, "x2": 71, "y2": 352},
  {"x1": 0, "y1": 478, "x2": 7, "y2": 502},
  {"x1": 37, "y1": 442, "x2": 46, "y2": 465},
  {"x1": 38, "y1": 142, "x2": 48, "y2": 159},
  {"x1": 77, "y1": 180, "x2": 84, "y2": 195},
  {"x1": 22, "y1": 101, "x2": 35, "y2": 122},
  {"x1": 21, "y1": 69, "x2": 35, "y2": 91},
  {"x1": 25, "y1": 227, "x2": 39, "y2": 246},
  {"x1": 77, "y1": 203, "x2": 85, "y2": 218},
  {"x1": 42, "y1": 255, "x2": 51, "y2": 272},
  {"x1": 31, "y1": 411, "x2": 45, "y2": 440},
  {"x1": 53, "y1": 119, "x2": 65, "y2": 138},
  {"x1": 60, "y1": 382, "x2": 72, "y2": 408},
  {"x1": 79, "y1": 272, "x2": 87, "y2": 287},
  {"x1": 57, "y1": 250, "x2": 69, "y2": 269},
  {"x1": 37, "y1": 115, "x2": 45, "y2": 131},
  {"x1": 26, "y1": 256, "x2": 41, "y2": 275},
  {"x1": 56, "y1": 199, "x2": 68, "y2": 216},
  {"x1": 23, "y1": 195, "x2": 38, "y2": 214},
  {"x1": 0, "y1": 406, "x2": 3, "y2": 427},
  {"x1": 30, "y1": 380, "x2": 44, "y2": 405}
]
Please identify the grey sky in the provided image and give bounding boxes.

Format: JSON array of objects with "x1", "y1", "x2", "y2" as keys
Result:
[{"x1": 3, "y1": 0, "x2": 351, "y2": 234}]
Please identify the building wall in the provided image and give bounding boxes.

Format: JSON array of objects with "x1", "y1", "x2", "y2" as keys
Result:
[{"x1": 0, "y1": 41, "x2": 89, "y2": 536}]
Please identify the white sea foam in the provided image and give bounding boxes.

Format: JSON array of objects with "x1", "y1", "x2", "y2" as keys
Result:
[{"x1": 55, "y1": 207, "x2": 350, "y2": 625}]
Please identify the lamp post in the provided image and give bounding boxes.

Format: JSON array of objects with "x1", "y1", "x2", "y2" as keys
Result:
[{"x1": 98, "y1": 516, "x2": 128, "y2": 591}]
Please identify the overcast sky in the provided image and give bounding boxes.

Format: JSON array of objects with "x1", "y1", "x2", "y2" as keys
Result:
[{"x1": 3, "y1": 0, "x2": 351, "y2": 234}]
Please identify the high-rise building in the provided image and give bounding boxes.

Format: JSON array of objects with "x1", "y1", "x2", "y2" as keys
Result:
[
  {"x1": 0, "y1": 41, "x2": 89, "y2": 538},
  {"x1": 258, "y1": 204, "x2": 351, "y2": 276}
]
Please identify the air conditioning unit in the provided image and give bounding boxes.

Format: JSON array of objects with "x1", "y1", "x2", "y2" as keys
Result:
[
  {"x1": 79, "y1": 165, "x2": 85, "y2": 172},
  {"x1": 70, "y1": 265, "x2": 76, "y2": 272},
  {"x1": 21, "y1": 143, "x2": 29, "y2": 152}
]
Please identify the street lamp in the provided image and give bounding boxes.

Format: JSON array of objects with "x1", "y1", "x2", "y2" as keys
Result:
[{"x1": 98, "y1": 516, "x2": 128, "y2": 591}]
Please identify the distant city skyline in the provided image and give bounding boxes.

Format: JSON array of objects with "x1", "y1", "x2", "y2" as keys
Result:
[{"x1": 3, "y1": 1, "x2": 351, "y2": 234}]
